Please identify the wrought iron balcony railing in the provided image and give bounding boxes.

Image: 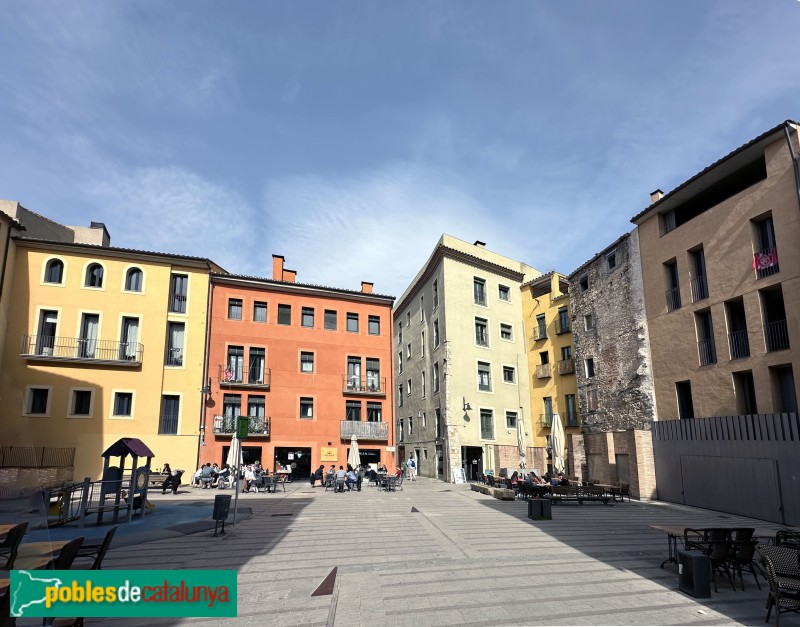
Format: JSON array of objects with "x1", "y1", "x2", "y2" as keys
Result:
[
  {"x1": 754, "y1": 247, "x2": 779, "y2": 279},
  {"x1": 556, "y1": 319, "x2": 571, "y2": 334},
  {"x1": 765, "y1": 319, "x2": 790, "y2": 352},
  {"x1": 213, "y1": 415, "x2": 270, "y2": 437},
  {"x1": 728, "y1": 329, "x2": 750, "y2": 360},
  {"x1": 666, "y1": 287, "x2": 681, "y2": 312},
  {"x1": 557, "y1": 358, "x2": 575, "y2": 375},
  {"x1": 538, "y1": 413, "x2": 552, "y2": 429},
  {"x1": 21, "y1": 334, "x2": 143, "y2": 365},
  {"x1": 698, "y1": 338, "x2": 717, "y2": 366},
  {"x1": 158, "y1": 414, "x2": 179, "y2": 435},
  {"x1": 535, "y1": 363, "x2": 552, "y2": 379},
  {"x1": 342, "y1": 376, "x2": 386, "y2": 395},
  {"x1": 532, "y1": 325, "x2": 547, "y2": 341},
  {"x1": 691, "y1": 275, "x2": 708, "y2": 302},
  {"x1": 340, "y1": 420, "x2": 389, "y2": 440},
  {"x1": 218, "y1": 365, "x2": 271, "y2": 388}
]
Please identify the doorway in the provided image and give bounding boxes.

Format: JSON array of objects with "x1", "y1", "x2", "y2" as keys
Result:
[
  {"x1": 356, "y1": 448, "x2": 381, "y2": 469},
  {"x1": 221, "y1": 445, "x2": 263, "y2": 468},
  {"x1": 274, "y1": 447, "x2": 311, "y2": 480},
  {"x1": 462, "y1": 446, "x2": 483, "y2": 481}
]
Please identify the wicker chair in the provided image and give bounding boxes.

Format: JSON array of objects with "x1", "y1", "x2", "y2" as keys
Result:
[
  {"x1": 730, "y1": 539, "x2": 761, "y2": 591},
  {"x1": 756, "y1": 544, "x2": 800, "y2": 627},
  {"x1": 775, "y1": 530, "x2": 800, "y2": 549},
  {"x1": 0, "y1": 522, "x2": 29, "y2": 569},
  {"x1": 685, "y1": 528, "x2": 735, "y2": 592}
]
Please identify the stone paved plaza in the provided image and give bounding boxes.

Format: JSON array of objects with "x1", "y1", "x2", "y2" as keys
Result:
[{"x1": 56, "y1": 477, "x2": 797, "y2": 626}]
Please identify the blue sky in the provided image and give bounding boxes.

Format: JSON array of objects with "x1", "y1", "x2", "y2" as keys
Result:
[{"x1": 2, "y1": 1, "x2": 800, "y2": 297}]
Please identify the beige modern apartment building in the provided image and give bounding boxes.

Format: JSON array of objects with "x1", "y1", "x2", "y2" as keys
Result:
[
  {"x1": 393, "y1": 235, "x2": 538, "y2": 481},
  {"x1": 632, "y1": 121, "x2": 800, "y2": 419}
]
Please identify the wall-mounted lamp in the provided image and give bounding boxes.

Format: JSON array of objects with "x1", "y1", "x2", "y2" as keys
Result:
[
  {"x1": 463, "y1": 397, "x2": 472, "y2": 411},
  {"x1": 201, "y1": 378, "x2": 212, "y2": 395}
]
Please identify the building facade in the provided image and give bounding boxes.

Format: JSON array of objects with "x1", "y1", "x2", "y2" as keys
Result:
[
  {"x1": 393, "y1": 236, "x2": 538, "y2": 481},
  {"x1": 521, "y1": 272, "x2": 581, "y2": 471},
  {"x1": 199, "y1": 255, "x2": 395, "y2": 479},
  {"x1": 631, "y1": 121, "x2": 800, "y2": 419}
]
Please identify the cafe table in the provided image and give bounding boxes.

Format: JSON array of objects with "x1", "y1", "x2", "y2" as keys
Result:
[{"x1": 16, "y1": 540, "x2": 70, "y2": 558}]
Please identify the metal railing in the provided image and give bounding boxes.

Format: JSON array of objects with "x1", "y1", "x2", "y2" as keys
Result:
[
  {"x1": 340, "y1": 421, "x2": 389, "y2": 440},
  {"x1": 765, "y1": 319, "x2": 790, "y2": 352},
  {"x1": 213, "y1": 415, "x2": 270, "y2": 436},
  {"x1": 535, "y1": 363, "x2": 552, "y2": 379},
  {"x1": 728, "y1": 329, "x2": 750, "y2": 360},
  {"x1": 165, "y1": 348, "x2": 183, "y2": 367},
  {"x1": 538, "y1": 414, "x2": 552, "y2": 429},
  {"x1": 565, "y1": 413, "x2": 579, "y2": 428},
  {"x1": 691, "y1": 275, "x2": 708, "y2": 302},
  {"x1": 698, "y1": 338, "x2": 717, "y2": 366},
  {"x1": 218, "y1": 365, "x2": 271, "y2": 388},
  {"x1": 665, "y1": 287, "x2": 681, "y2": 312},
  {"x1": 557, "y1": 358, "x2": 575, "y2": 375},
  {"x1": 158, "y1": 414, "x2": 179, "y2": 435},
  {"x1": 21, "y1": 335, "x2": 143, "y2": 364},
  {"x1": 169, "y1": 293, "x2": 187, "y2": 313},
  {"x1": 754, "y1": 247, "x2": 779, "y2": 279},
  {"x1": 532, "y1": 325, "x2": 547, "y2": 341},
  {"x1": 556, "y1": 318, "x2": 570, "y2": 334},
  {"x1": 342, "y1": 376, "x2": 386, "y2": 395}
]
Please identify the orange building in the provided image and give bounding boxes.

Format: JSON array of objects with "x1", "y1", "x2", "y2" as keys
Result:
[{"x1": 199, "y1": 255, "x2": 396, "y2": 479}]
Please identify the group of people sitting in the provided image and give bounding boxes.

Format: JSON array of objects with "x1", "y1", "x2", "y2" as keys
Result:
[
  {"x1": 190, "y1": 462, "x2": 234, "y2": 489},
  {"x1": 311, "y1": 464, "x2": 363, "y2": 491}
]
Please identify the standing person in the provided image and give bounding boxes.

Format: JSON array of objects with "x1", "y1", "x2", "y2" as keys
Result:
[{"x1": 407, "y1": 455, "x2": 417, "y2": 481}]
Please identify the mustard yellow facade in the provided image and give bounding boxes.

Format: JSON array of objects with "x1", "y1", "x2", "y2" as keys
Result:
[
  {"x1": 521, "y1": 272, "x2": 581, "y2": 456},
  {"x1": 0, "y1": 239, "x2": 216, "y2": 480}
]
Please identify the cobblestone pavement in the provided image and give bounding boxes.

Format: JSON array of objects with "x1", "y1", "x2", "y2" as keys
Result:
[{"x1": 50, "y1": 477, "x2": 797, "y2": 626}]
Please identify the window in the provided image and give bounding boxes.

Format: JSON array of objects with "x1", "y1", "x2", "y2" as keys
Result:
[
  {"x1": 27, "y1": 387, "x2": 50, "y2": 415},
  {"x1": 498, "y1": 285, "x2": 510, "y2": 301},
  {"x1": 398, "y1": 385, "x2": 403, "y2": 407},
  {"x1": 223, "y1": 394, "x2": 241, "y2": 419},
  {"x1": 367, "y1": 402, "x2": 382, "y2": 422},
  {"x1": 253, "y1": 302, "x2": 267, "y2": 323},
  {"x1": 346, "y1": 400, "x2": 361, "y2": 421},
  {"x1": 584, "y1": 314, "x2": 594, "y2": 331},
  {"x1": 226, "y1": 346, "x2": 244, "y2": 382},
  {"x1": 733, "y1": 371, "x2": 758, "y2": 415},
  {"x1": 540, "y1": 351, "x2": 549, "y2": 365},
  {"x1": 78, "y1": 313, "x2": 99, "y2": 359},
  {"x1": 480, "y1": 409, "x2": 494, "y2": 439},
  {"x1": 421, "y1": 331, "x2": 425, "y2": 358},
  {"x1": 543, "y1": 397, "x2": 553, "y2": 424},
  {"x1": 606, "y1": 251, "x2": 618, "y2": 272},
  {"x1": 435, "y1": 408, "x2": 442, "y2": 438},
  {"x1": 44, "y1": 259, "x2": 64, "y2": 284},
  {"x1": 84, "y1": 263, "x2": 104, "y2": 288},
  {"x1": 478, "y1": 362, "x2": 492, "y2": 391},
  {"x1": 406, "y1": 378, "x2": 412, "y2": 395},
  {"x1": 398, "y1": 351, "x2": 403, "y2": 374},
  {"x1": 70, "y1": 390, "x2": 93, "y2": 417},
  {"x1": 228, "y1": 298, "x2": 243, "y2": 320},
  {"x1": 565, "y1": 394, "x2": 578, "y2": 427},
  {"x1": 421, "y1": 411, "x2": 426, "y2": 427},
  {"x1": 506, "y1": 411, "x2": 518, "y2": 429},
  {"x1": 249, "y1": 348, "x2": 265, "y2": 384},
  {"x1": 690, "y1": 248, "x2": 708, "y2": 302},
  {"x1": 696, "y1": 310, "x2": 717, "y2": 365},
  {"x1": 753, "y1": 215, "x2": 779, "y2": 278},
  {"x1": 406, "y1": 343, "x2": 411, "y2": 360},
  {"x1": 433, "y1": 362, "x2": 440, "y2": 393},
  {"x1": 408, "y1": 415, "x2": 413, "y2": 435},
  {"x1": 324, "y1": 309, "x2": 337, "y2": 330},
  {"x1": 248, "y1": 395, "x2": 265, "y2": 418},
  {"x1": 433, "y1": 319, "x2": 440, "y2": 347},
  {"x1": 557, "y1": 307, "x2": 570, "y2": 334},
  {"x1": 300, "y1": 397, "x2": 314, "y2": 419},
  {"x1": 500, "y1": 323, "x2": 513, "y2": 341},
  {"x1": 399, "y1": 418, "x2": 404, "y2": 441},
  {"x1": 398, "y1": 324, "x2": 402, "y2": 344},
  {"x1": 366, "y1": 358, "x2": 380, "y2": 391},
  {"x1": 36, "y1": 310, "x2": 58, "y2": 355},
  {"x1": 278, "y1": 304, "x2": 291, "y2": 325},
  {"x1": 300, "y1": 351, "x2": 314, "y2": 373},
  {"x1": 676, "y1": 381, "x2": 694, "y2": 419},
  {"x1": 301, "y1": 307, "x2": 314, "y2": 328},
  {"x1": 585, "y1": 358, "x2": 595, "y2": 378},
  {"x1": 433, "y1": 280, "x2": 439, "y2": 309},
  {"x1": 420, "y1": 295, "x2": 425, "y2": 320},
  {"x1": 125, "y1": 267, "x2": 143, "y2": 292},
  {"x1": 579, "y1": 276, "x2": 589, "y2": 292},
  {"x1": 587, "y1": 388, "x2": 598, "y2": 412},
  {"x1": 665, "y1": 260, "x2": 681, "y2": 311},
  {"x1": 159, "y1": 395, "x2": 180, "y2": 434},
  {"x1": 475, "y1": 318, "x2": 489, "y2": 346},
  {"x1": 535, "y1": 314, "x2": 547, "y2": 339},
  {"x1": 368, "y1": 315, "x2": 380, "y2": 335},
  {"x1": 113, "y1": 392, "x2": 133, "y2": 417},
  {"x1": 662, "y1": 209, "x2": 676, "y2": 234},
  {"x1": 347, "y1": 356, "x2": 362, "y2": 389},
  {"x1": 166, "y1": 322, "x2": 185, "y2": 366},
  {"x1": 169, "y1": 274, "x2": 188, "y2": 313},
  {"x1": 421, "y1": 372, "x2": 426, "y2": 398},
  {"x1": 473, "y1": 278, "x2": 487, "y2": 305},
  {"x1": 406, "y1": 311, "x2": 411, "y2": 327},
  {"x1": 561, "y1": 345, "x2": 572, "y2": 360},
  {"x1": 503, "y1": 366, "x2": 516, "y2": 383},
  {"x1": 346, "y1": 312, "x2": 359, "y2": 333}
]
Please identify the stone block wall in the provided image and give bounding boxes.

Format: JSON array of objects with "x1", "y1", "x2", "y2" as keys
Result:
[
  {"x1": 0, "y1": 466, "x2": 74, "y2": 490},
  {"x1": 492, "y1": 445, "x2": 546, "y2": 475}
]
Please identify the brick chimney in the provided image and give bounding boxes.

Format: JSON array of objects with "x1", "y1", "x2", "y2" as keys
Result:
[
  {"x1": 650, "y1": 189, "x2": 664, "y2": 204},
  {"x1": 272, "y1": 255, "x2": 285, "y2": 281},
  {"x1": 283, "y1": 269, "x2": 297, "y2": 283},
  {"x1": 361, "y1": 281, "x2": 373, "y2": 294}
]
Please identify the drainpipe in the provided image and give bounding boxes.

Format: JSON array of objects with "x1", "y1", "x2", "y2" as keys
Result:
[
  {"x1": 195, "y1": 270, "x2": 215, "y2": 472},
  {"x1": 782, "y1": 124, "x2": 800, "y2": 212}
]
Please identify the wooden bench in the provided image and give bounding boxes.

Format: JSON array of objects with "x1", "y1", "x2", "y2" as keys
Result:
[
  {"x1": 547, "y1": 485, "x2": 611, "y2": 505},
  {"x1": 609, "y1": 482, "x2": 630, "y2": 502}
]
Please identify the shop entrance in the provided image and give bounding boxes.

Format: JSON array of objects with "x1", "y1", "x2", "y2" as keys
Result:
[
  {"x1": 221, "y1": 445, "x2": 263, "y2": 467},
  {"x1": 355, "y1": 448, "x2": 381, "y2": 469},
  {"x1": 274, "y1": 447, "x2": 311, "y2": 480},
  {"x1": 462, "y1": 446, "x2": 483, "y2": 481}
]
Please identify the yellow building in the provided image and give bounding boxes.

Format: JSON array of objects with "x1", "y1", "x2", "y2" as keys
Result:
[
  {"x1": 521, "y1": 272, "x2": 581, "y2": 467},
  {"x1": 1, "y1": 235, "x2": 220, "y2": 480}
]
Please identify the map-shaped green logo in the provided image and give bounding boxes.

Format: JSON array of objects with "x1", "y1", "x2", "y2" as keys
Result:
[{"x1": 10, "y1": 570, "x2": 63, "y2": 617}]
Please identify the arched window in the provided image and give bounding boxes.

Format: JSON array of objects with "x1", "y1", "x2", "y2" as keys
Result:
[
  {"x1": 44, "y1": 259, "x2": 64, "y2": 284},
  {"x1": 125, "y1": 267, "x2": 143, "y2": 292},
  {"x1": 85, "y1": 263, "x2": 104, "y2": 288}
]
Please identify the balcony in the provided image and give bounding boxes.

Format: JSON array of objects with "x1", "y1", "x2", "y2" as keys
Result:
[
  {"x1": 532, "y1": 325, "x2": 547, "y2": 341},
  {"x1": 535, "y1": 363, "x2": 552, "y2": 379},
  {"x1": 698, "y1": 338, "x2": 717, "y2": 366},
  {"x1": 557, "y1": 358, "x2": 575, "y2": 375},
  {"x1": 765, "y1": 319, "x2": 790, "y2": 352},
  {"x1": 538, "y1": 414, "x2": 552, "y2": 429},
  {"x1": 21, "y1": 335, "x2": 143, "y2": 366},
  {"x1": 728, "y1": 329, "x2": 750, "y2": 360},
  {"x1": 691, "y1": 275, "x2": 709, "y2": 302},
  {"x1": 218, "y1": 365, "x2": 271, "y2": 389},
  {"x1": 340, "y1": 420, "x2": 389, "y2": 440},
  {"x1": 213, "y1": 415, "x2": 270, "y2": 437},
  {"x1": 556, "y1": 319, "x2": 570, "y2": 334},
  {"x1": 665, "y1": 287, "x2": 681, "y2": 312},
  {"x1": 342, "y1": 376, "x2": 386, "y2": 396},
  {"x1": 754, "y1": 247, "x2": 779, "y2": 279}
]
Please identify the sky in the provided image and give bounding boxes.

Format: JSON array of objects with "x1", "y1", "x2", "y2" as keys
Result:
[{"x1": 2, "y1": 1, "x2": 800, "y2": 298}]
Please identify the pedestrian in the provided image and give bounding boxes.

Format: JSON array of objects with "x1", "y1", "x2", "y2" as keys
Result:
[{"x1": 407, "y1": 455, "x2": 417, "y2": 481}]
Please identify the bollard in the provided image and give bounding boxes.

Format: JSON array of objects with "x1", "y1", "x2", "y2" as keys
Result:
[{"x1": 212, "y1": 494, "x2": 232, "y2": 536}]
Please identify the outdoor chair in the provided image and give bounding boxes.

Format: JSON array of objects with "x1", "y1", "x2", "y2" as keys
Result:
[
  {"x1": 685, "y1": 529, "x2": 735, "y2": 592},
  {"x1": 0, "y1": 588, "x2": 12, "y2": 627},
  {"x1": 50, "y1": 536, "x2": 85, "y2": 571},
  {"x1": 775, "y1": 530, "x2": 800, "y2": 549},
  {"x1": 73, "y1": 525, "x2": 118, "y2": 570},
  {"x1": 0, "y1": 522, "x2": 28, "y2": 569},
  {"x1": 756, "y1": 544, "x2": 800, "y2": 627},
  {"x1": 335, "y1": 478, "x2": 346, "y2": 493},
  {"x1": 730, "y1": 539, "x2": 761, "y2": 591},
  {"x1": 324, "y1": 476, "x2": 336, "y2": 492},
  {"x1": 162, "y1": 470, "x2": 184, "y2": 494}
]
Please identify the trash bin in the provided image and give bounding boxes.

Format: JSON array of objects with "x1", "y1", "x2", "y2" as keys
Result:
[
  {"x1": 213, "y1": 494, "x2": 232, "y2": 536},
  {"x1": 528, "y1": 498, "x2": 552, "y2": 520},
  {"x1": 678, "y1": 550, "x2": 711, "y2": 598}
]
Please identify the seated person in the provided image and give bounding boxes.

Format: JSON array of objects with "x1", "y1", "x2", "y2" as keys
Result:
[
  {"x1": 161, "y1": 469, "x2": 183, "y2": 494},
  {"x1": 378, "y1": 464, "x2": 387, "y2": 473},
  {"x1": 192, "y1": 466, "x2": 204, "y2": 487},
  {"x1": 311, "y1": 464, "x2": 325, "y2": 487},
  {"x1": 243, "y1": 465, "x2": 255, "y2": 493},
  {"x1": 335, "y1": 466, "x2": 347, "y2": 492},
  {"x1": 200, "y1": 463, "x2": 214, "y2": 488},
  {"x1": 510, "y1": 471, "x2": 520, "y2": 485},
  {"x1": 216, "y1": 466, "x2": 231, "y2": 488},
  {"x1": 366, "y1": 468, "x2": 377, "y2": 482},
  {"x1": 394, "y1": 466, "x2": 403, "y2": 479},
  {"x1": 345, "y1": 469, "x2": 358, "y2": 491}
]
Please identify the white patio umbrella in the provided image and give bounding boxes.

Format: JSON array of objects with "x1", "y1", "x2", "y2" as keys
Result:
[
  {"x1": 347, "y1": 434, "x2": 361, "y2": 469},
  {"x1": 226, "y1": 435, "x2": 242, "y2": 472},
  {"x1": 551, "y1": 413, "x2": 566, "y2": 474},
  {"x1": 517, "y1": 416, "x2": 527, "y2": 467}
]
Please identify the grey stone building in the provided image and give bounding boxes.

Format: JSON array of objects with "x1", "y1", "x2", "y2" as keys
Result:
[{"x1": 567, "y1": 230, "x2": 656, "y2": 433}]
